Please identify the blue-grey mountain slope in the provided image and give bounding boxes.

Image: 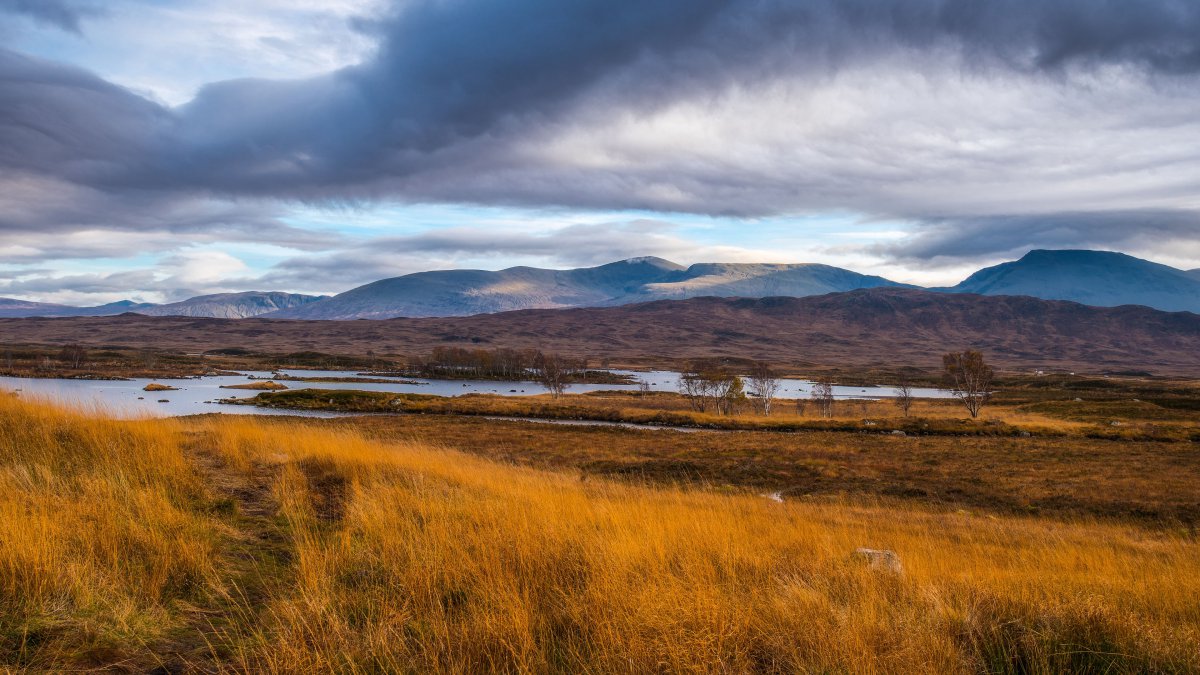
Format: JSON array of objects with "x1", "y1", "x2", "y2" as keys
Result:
[
  {"x1": 947, "y1": 250, "x2": 1200, "y2": 313},
  {"x1": 130, "y1": 292, "x2": 324, "y2": 319},
  {"x1": 0, "y1": 292, "x2": 321, "y2": 319},
  {"x1": 268, "y1": 258, "x2": 910, "y2": 319},
  {"x1": 0, "y1": 298, "x2": 155, "y2": 318}
]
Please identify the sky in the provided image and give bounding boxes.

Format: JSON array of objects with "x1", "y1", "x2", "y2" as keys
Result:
[{"x1": 2, "y1": 0, "x2": 1199, "y2": 305}]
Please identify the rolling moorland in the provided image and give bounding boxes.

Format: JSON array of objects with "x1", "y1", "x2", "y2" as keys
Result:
[{"x1": 1, "y1": 288, "x2": 1198, "y2": 377}]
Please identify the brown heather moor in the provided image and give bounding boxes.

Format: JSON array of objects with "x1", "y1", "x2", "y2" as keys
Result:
[{"x1": 1, "y1": 395, "x2": 1198, "y2": 672}]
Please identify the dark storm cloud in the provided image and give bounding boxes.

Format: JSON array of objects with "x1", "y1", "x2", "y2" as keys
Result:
[
  {"x1": 141, "y1": 0, "x2": 1200, "y2": 197},
  {"x1": 7, "y1": 0, "x2": 1200, "y2": 195},
  {"x1": 883, "y1": 210, "x2": 1200, "y2": 263},
  {"x1": 4, "y1": 0, "x2": 1200, "y2": 269},
  {"x1": 0, "y1": 50, "x2": 171, "y2": 184},
  {"x1": 0, "y1": 0, "x2": 98, "y2": 33}
]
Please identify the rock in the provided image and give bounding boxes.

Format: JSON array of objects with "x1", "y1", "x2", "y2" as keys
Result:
[
  {"x1": 1019, "y1": 431, "x2": 1031, "y2": 437},
  {"x1": 890, "y1": 430, "x2": 906, "y2": 436},
  {"x1": 852, "y1": 548, "x2": 903, "y2": 574}
]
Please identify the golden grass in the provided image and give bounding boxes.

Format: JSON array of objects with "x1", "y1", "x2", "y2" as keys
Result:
[
  {"x1": 1, "y1": 395, "x2": 1198, "y2": 672},
  {"x1": 244, "y1": 388, "x2": 1200, "y2": 443},
  {"x1": 218, "y1": 380, "x2": 290, "y2": 391}
]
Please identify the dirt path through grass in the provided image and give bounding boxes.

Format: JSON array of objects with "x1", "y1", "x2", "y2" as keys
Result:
[{"x1": 148, "y1": 434, "x2": 295, "y2": 672}]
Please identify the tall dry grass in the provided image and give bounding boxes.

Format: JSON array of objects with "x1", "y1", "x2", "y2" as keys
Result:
[
  {"x1": 0, "y1": 396, "x2": 223, "y2": 669},
  {"x1": 1, "y1": 395, "x2": 1198, "y2": 672}
]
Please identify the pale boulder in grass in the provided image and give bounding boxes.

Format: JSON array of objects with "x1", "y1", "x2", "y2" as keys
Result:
[{"x1": 853, "y1": 548, "x2": 903, "y2": 574}]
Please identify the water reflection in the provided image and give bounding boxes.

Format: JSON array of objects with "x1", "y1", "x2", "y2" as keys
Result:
[{"x1": 0, "y1": 369, "x2": 951, "y2": 419}]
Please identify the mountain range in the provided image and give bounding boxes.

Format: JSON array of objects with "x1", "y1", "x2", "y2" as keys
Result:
[
  {"x1": 0, "y1": 292, "x2": 323, "y2": 319},
  {"x1": 1, "y1": 250, "x2": 1198, "y2": 319},
  {"x1": 267, "y1": 257, "x2": 908, "y2": 319}
]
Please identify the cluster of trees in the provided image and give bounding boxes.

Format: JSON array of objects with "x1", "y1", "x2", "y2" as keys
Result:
[
  {"x1": 58, "y1": 344, "x2": 88, "y2": 369},
  {"x1": 678, "y1": 361, "x2": 781, "y2": 416},
  {"x1": 410, "y1": 347, "x2": 584, "y2": 398},
  {"x1": 411, "y1": 347, "x2": 567, "y2": 381},
  {"x1": 678, "y1": 364, "x2": 747, "y2": 415},
  {"x1": 0, "y1": 344, "x2": 89, "y2": 372},
  {"x1": 677, "y1": 350, "x2": 994, "y2": 420}
]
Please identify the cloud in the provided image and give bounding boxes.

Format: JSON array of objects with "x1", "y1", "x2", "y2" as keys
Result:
[
  {"x1": 0, "y1": 251, "x2": 259, "y2": 304},
  {"x1": 255, "y1": 220, "x2": 768, "y2": 291},
  {"x1": 880, "y1": 210, "x2": 1200, "y2": 267},
  {"x1": 0, "y1": 269, "x2": 160, "y2": 296},
  {"x1": 0, "y1": 0, "x2": 98, "y2": 33},
  {"x1": 8, "y1": 1, "x2": 1200, "y2": 200},
  {"x1": 4, "y1": 0, "x2": 1200, "y2": 295}
]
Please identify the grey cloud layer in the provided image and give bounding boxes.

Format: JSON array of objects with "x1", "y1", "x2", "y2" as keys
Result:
[
  {"x1": 884, "y1": 211, "x2": 1200, "y2": 263},
  {"x1": 258, "y1": 221, "x2": 715, "y2": 290},
  {"x1": 0, "y1": 0, "x2": 97, "y2": 33},
  {"x1": 7, "y1": 1, "x2": 1200, "y2": 197},
  {"x1": 3, "y1": 0, "x2": 1200, "y2": 284}
]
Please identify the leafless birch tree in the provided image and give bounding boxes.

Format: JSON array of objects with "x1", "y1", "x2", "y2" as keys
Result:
[
  {"x1": 894, "y1": 380, "x2": 914, "y2": 417},
  {"x1": 942, "y1": 350, "x2": 994, "y2": 418},
  {"x1": 748, "y1": 361, "x2": 780, "y2": 415}
]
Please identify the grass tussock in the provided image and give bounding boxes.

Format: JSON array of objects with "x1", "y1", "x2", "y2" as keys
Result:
[{"x1": 1, "y1": 395, "x2": 1198, "y2": 672}]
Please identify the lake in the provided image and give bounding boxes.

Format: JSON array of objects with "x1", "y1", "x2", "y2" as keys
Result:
[{"x1": 0, "y1": 369, "x2": 951, "y2": 418}]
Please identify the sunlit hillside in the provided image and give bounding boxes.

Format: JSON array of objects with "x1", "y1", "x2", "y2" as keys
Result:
[{"x1": 1, "y1": 396, "x2": 1197, "y2": 672}]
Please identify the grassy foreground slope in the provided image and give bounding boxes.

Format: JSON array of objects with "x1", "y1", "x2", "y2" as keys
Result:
[{"x1": 1, "y1": 398, "x2": 1198, "y2": 672}]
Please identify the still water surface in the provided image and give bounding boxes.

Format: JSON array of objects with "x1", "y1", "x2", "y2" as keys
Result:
[{"x1": 0, "y1": 369, "x2": 950, "y2": 419}]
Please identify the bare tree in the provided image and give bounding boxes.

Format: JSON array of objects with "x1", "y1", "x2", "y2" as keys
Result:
[
  {"x1": 747, "y1": 361, "x2": 780, "y2": 416},
  {"x1": 794, "y1": 399, "x2": 808, "y2": 417},
  {"x1": 894, "y1": 380, "x2": 914, "y2": 417},
  {"x1": 139, "y1": 349, "x2": 159, "y2": 369},
  {"x1": 638, "y1": 380, "x2": 652, "y2": 398},
  {"x1": 811, "y1": 377, "x2": 835, "y2": 418},
  {"x1": 535, "y1": 353, "x2": 572, "y2": 399},
  {"x1": 943, "y1": 350, "x2": 994, "y2": 418},
  {"x1": 713, "y1": 375, "x2": 746, "y2": 415},
  {"x1": 678, "y1": 363, "x2": 745, "y2": 415},
  {"x1": 678, "y1": 366, "x2": 710, "y2": 412},
  {"x1": 57, "y1": 344, "x2": 87, "y2": 369}
]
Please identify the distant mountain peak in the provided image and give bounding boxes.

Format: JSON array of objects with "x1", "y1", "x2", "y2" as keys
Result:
[
  {"x1": 616, "y1": 256, "x2": 684, "y2": 269},
  {"x1": 951, "y1": 248, "x2": 1200, "y2": 313},
  {"x1": 132, "y1": 291, "x2": 324, "y2": 319}
]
